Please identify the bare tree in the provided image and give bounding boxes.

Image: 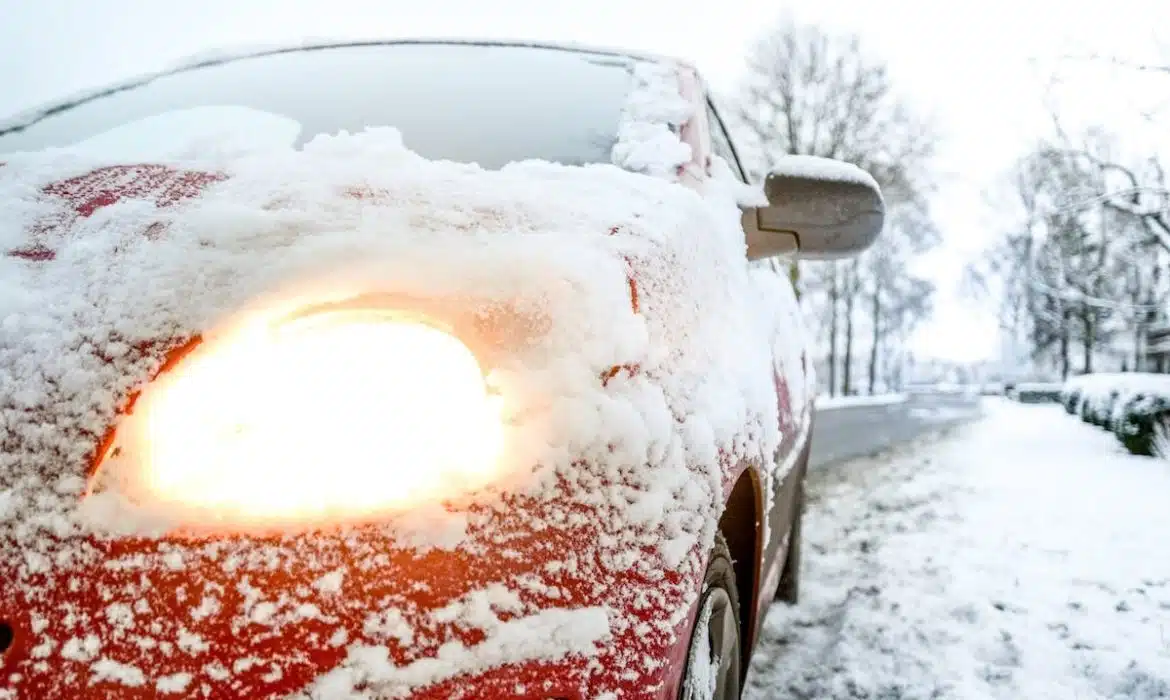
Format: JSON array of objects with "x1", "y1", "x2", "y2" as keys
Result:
[
  {"x1": 734, "y1": 18, "x2": 935, "y2": 189},
  {"x1": 968, "y1": 140, "x2": 1170, "y2": 378},
  {"x1": 862, "y1": 201, "x2": 939, "y2": 392},
  {"x1": 1040, "y1": 57, "x2": 1170, "y2": 254},
  {"x1": 733, "y1": 16, "x2": 940, "y2": 393},
  {"x1": 826, "y1": 263, "x2": 840, "y2": 395},
  {"x1": 841, "y1": 259, "x2": 860, "y2": 395},
  {"x1": 1036, "y1": 127, "x2": 1170, "y2": 255},
  {"x1": 965, "y1": 47, "x2": 1170, "y2": 379}
]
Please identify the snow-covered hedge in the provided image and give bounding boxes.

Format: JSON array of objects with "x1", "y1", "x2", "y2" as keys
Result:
[
  {"x1": 1060, "y1": 373, "x2": 1170, "y2": 455},
  {"x1": 1009, "y1": 382, "x2": 1062, "y2": 403}
]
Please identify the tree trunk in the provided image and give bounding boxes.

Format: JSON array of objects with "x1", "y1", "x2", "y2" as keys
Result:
[
  {"x1": 867, "y1": 285, "x2": 881, "y2": 395},
  {"x1": 889, "y1": 350, "x2": 902, "y2": 390},
  {"x1": 1132, "y1": 313, "x2": 1141, "y2": 372},
  {"x1": 1132, "y1": 270, "x2": 1146, "y2": 372},
  {"x1": 843, "y1": 264, "x2": 857, "y2": 395},
  {"x1": 1134, "y1": 315, "x2": 1143, "y2": 373},
  {"x1": 1059, "y1": 307, "x2": 1071, "y2": 380},
  {"x1": 827, "y1": 264, "x2": 839, "y2": 397},
  {"x1": 1081, "y1": 308, "x2": 1094, "y2": 374}
]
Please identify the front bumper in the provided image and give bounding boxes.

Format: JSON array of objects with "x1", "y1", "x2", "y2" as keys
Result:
[{"x1": 0, "y1": 492, "x2": 700, "y2": 699}]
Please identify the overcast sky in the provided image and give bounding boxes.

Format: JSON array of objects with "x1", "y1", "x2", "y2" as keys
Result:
[{"x1": 3, "y1": 0, "x2": 1168, "y2": 363}]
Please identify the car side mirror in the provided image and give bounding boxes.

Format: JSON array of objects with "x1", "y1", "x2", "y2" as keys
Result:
[{"x1": 742, "y1": 156, "x2": 885, "y2": 261}]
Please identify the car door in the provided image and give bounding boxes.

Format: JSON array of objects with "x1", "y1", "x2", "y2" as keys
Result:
[{"x1": 705, "y1": 99, "x2": 811, "y2": 589}]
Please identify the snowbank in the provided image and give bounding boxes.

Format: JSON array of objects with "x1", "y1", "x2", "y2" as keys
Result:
[
  {"x1": 815, "y1": 393, "x2": 907, "y2": 411},
  {"x1": 0, "y1": 61, "x2": 806, "y2": 697}
]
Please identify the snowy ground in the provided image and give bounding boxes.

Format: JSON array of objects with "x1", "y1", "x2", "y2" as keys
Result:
[{"x1": 747, "y1": 397, "x2": 1170, "y2": 700}]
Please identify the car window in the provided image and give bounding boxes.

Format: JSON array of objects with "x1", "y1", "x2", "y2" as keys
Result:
[
  {"x1": 706, "y1": 100, "x2": 747, "y2": 183},
  {"x1": 0, "y1": 43, "x2": 637, "y2": 169}
]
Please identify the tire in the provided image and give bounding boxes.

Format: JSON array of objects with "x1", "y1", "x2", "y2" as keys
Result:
[
  {"x1": 679, "y1": 533, "x2": 742, "y2": 700},
  {"x1": 775, "y1": 484, "x2": 804, "y2": 605}
]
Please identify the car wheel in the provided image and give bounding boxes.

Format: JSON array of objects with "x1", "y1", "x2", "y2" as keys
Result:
[
  {"x1": 775, "y1": 484, "x2": 804, "y2": 604},
  {"x1": 680, "y1": 533, "x2": 742, "y2": 700}
]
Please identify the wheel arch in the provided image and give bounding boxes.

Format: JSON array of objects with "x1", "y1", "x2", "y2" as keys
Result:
[{"x1": 716, "y1": 464, "x2": 764, "y2": 672}]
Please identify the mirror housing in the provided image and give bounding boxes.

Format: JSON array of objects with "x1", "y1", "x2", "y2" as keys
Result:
[{"x1": 743, "y1": 156, "x2": 885, "y2": 261}]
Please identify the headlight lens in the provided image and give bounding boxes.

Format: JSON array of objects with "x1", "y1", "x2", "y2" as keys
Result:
[{"x1": 96, "y1": 308, "x2": 504, "y2": 529}]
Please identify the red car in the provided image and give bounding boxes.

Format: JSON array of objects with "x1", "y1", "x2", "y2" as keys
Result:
[{"x1": 0, "y1": 40, "x2": 883, "y2": 699}]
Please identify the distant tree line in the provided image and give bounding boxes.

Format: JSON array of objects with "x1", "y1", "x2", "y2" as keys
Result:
[{"x1": 963, "y1": 56, "x2": 1170, "y2": 378}]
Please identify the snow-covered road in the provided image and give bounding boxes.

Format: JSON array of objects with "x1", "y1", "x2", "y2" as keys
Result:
[{"x1": 747, "y1": 398, "x2": 1170, "y2": 699}]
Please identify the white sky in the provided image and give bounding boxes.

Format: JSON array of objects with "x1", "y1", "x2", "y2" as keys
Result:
[{"x1": 3, "y1": 0, "x2": 1168, "y2": 363}]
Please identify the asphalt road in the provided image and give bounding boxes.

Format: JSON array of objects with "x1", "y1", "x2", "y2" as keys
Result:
[{"x1": 809, "y1": 391, "x2": 985, "y2": 469}]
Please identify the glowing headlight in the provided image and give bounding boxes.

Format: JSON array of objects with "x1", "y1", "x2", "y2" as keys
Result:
[{"x1": 99, "y1": 308, "x2": 504, "y2": 528}]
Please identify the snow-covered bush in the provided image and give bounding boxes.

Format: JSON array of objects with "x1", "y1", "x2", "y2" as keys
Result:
[
  {"x1": 1113, "y1": 392, "x2": 1170, "y2": 456},
  {"x1": 1060, "y1": 373, "x2": 1170, "y2": 455},
  {"x1": 1011, "y1": 382, "x2": 1062, "y2": 403},
  {"x1": 1062, "y1": 373, "x2": 1132, "y2": 426},
  {"x1": 1060, "y1": 384, "x2": 1083, "y2": 414}
]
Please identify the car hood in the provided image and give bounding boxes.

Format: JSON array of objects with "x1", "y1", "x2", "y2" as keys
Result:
[{"x1": 0, "y1": 129, "x2": 783, "y2": 697}]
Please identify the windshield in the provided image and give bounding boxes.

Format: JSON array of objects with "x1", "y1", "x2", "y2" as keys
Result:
[{"x1": 0, "y1": 42, "x2": 638, "y2": 168}]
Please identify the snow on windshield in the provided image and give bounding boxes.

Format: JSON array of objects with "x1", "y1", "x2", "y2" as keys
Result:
[
  {"x1": 0, "y1": 72, "x2": 792, "y2": 695},
  {"x1": 57, "y1": 106, "x2": 303, "y2": 161},
  {"x1": 0, "y1": 42, "x2": 638, "y2": 170}
]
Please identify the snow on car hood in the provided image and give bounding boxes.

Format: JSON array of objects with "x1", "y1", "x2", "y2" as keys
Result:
[
  {"x1": 0, "y1": 122, "x2": 780, "y2": 536},
  {"x1": 0, "y1": 120, "x2": 790, "y2": 693}
]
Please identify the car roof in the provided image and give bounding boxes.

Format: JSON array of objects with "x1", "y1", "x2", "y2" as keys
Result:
[
  {"x1": 0, "y1": 39, "x2": 691, "y2": 138},
  {"x1": 177, "y1": 38, "x2": 687, "y2": 72}
]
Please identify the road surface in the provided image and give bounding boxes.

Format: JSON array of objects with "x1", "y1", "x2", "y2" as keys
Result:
[{"x1": 809, "y1": 390, "x2": 984, "y2": 468}]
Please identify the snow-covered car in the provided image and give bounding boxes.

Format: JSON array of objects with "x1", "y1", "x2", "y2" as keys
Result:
[{"x1": 0, "y1": 40, "x2": 884, "y2": 699}]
